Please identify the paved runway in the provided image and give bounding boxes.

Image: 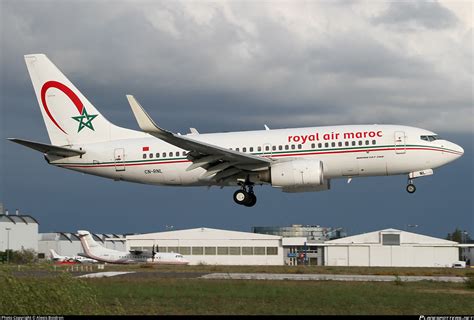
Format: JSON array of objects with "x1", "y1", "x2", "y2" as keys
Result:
[{"x1": 200, "y1": 273, "x2": 467, "y2": 283}]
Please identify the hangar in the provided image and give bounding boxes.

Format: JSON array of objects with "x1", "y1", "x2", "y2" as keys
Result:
[
  {"x1": 0, "y1": 210, "x2": 38, "y2": 252},
  {"x1": 126, "y1": 227, "x2": 283, "y2": 265},
  {"x1": 323, "y1": 228, "x2": 459, "y2": 267}
]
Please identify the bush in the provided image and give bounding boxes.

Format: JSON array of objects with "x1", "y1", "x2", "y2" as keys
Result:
[{"x1": 0, "y1": 249, "x2": 38, "y2": 264}]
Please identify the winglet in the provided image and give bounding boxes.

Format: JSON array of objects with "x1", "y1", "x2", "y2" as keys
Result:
[{"x1": 126, "y1": 95, "x2": 168, "y2": 135}]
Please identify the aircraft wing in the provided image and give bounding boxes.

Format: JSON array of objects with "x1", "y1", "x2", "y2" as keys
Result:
[{"x1": 127, "y1": 95, "x2": 271, "y2": 183}]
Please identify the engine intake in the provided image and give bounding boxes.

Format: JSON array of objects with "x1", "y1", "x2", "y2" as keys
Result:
[{"x1": 269, "y1": 159, "x2": 325, "y2": 187}]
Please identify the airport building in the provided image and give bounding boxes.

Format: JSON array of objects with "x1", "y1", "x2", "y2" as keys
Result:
[
  {"x1": 38, "y1": 232, "x2": 126, "y2": 259},
  {"x1": 126, "y1": 227, "x2": 283, "y2": 265},
  {"x1": 253, "y1": 225, "x2": 346, "y2": 266},
  {"x1": 0, "y1": 206, "x2": 38, "y2": 252},
  {"x1": 0, "y1": 202, "x2": 465, "y2": 268},
  {"x1": 323, "y1": 228, "x2": 459, "y2": 267}
]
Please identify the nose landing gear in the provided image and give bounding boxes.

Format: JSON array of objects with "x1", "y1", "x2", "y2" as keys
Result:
[{"x1": 233, "y1": 180, "x2": 257, "y2": 207}]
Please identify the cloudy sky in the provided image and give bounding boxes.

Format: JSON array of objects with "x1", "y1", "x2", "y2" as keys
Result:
[{"x1": 0, "y1": 1, "x2": 472, "y2": 238}]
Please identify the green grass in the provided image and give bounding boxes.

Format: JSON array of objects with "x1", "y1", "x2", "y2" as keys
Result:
[
  {"x1": 2, "y1": 271, "x2": 473, "y2": 315},
  {"x1": 89, "y1": 278, "x2": 474, "y2": 315}
]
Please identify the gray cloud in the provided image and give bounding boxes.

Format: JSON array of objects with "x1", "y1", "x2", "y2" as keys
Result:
[
  {"x1": 372, "y1": 1, "x2": 458, "y2": 30},
  {"x1": 1, "y1": 0, "x2": 472, "y2": 136}
]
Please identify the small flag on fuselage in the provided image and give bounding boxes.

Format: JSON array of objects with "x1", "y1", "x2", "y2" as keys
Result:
[{"x1": 142, "y1": 146, "x2": 149, "y2": 151}]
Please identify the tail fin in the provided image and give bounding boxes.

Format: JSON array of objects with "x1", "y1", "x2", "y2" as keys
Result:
[
  {"x1": 49, "y1": 249, "x2": 61, "y2": 260},
  {"x1": 24, "y1": 54, "x2": 143, "y2": 146},
  {"x1": 77, "y1": 230, "x2": 103, "y2": 257}
]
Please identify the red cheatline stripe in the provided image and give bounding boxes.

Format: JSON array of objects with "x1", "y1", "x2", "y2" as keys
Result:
[{"x1": 59, "y1": 146, "x2": 460, "y2": 169}]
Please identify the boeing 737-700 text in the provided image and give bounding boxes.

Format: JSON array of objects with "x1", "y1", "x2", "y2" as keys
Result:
[{"x1": 9, "y1": 54, "x2": 464, "y2": 207}]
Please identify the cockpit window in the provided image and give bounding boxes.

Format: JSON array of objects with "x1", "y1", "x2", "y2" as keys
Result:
[{"x1": 420, "y1": 135, "x2": 439, "y2": 142}]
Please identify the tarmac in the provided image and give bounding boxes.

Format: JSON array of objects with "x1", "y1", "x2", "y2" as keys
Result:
[{"x1": 200, "y1": 273, "x2": 467, "y2": 283}]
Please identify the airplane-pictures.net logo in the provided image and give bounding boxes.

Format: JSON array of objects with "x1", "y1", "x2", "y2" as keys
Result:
[{"x1": 41, "y1": 81, "x2": 98, "y2": 133}]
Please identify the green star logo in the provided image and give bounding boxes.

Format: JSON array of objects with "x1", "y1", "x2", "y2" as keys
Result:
[{"x1": 71, "y1": 107, "x2": 98, "y2": 132}]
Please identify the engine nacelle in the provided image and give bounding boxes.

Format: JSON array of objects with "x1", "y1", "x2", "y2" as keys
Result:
[{"x1": 269, "y1": 159, "x2": 325, "y2": 188}]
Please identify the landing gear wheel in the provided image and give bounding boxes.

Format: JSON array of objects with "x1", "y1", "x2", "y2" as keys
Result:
[
  {"x1": 406, "y1": 184, "x2": 416, "y2": 194},
  {"x1": 233, "y1": 190, "x2": 250, "y2": 205},
  {"x1": 244, "y1": 193, "x2": 257, "y2": 207}
]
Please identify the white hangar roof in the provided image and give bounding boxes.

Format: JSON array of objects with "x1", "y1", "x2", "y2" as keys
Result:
[
  {"x1": 325, "y1": 228, "x2": 458, "y2": 246},
  {"x1": 127, "y1": 227, "x2": 282, "y2": 241}
]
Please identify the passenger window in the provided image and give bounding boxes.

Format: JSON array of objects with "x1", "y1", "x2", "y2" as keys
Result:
[
  {"x1": 243, "y1": 147, "x2": 247, "y2": 152},
  {"x1": 297, "y1": 144, "x2": 302, "y2": 149},
  {"x1": 169, "y1": 152, "x2": 173, "y2": 157},
  {"x1": 291, "y1": 145, "x2": 295, "y2": 150},
  {"x1": 352, "y1": 141, "x2": 356, "y2": 146},
  {"x1": 311, "y1": 143, "x2": 315, "y2": 148},
  {"x1": 365, "y1": 140, "x2": 369, "y2": 145},
  {"x1": 331, "y1": 142, "x2": 335, "y2": 147},
  {"x1": 143, "y1": 154, "x2": 147, "y2": 159},
  {"x1": 149, "y1": 153, "x2": 153, "y2": 158},
  {"x1": 176, "y1": 151, "x2": 179, "y2": 156},
  {"x1": 338, "y1": 142, "x2": 342, "y2": 147},
  {"x1": 325, "y1": 143, "x2": 329, "y2": 148},
  {"x1": 258, "y1": 146, "x2": 262, "y2": 152},
  {"x1": 318, "y1": 143, "x2": 322, "y2": 148},
  {"x1": 183, "y1": 151, "x2": 187, "y2": 156},
  {"x1": 345, "y1": 141, "x2": 349, "y2": 147},
  {"x1": 250, "y1": 147, "x2": 254, "y2": 152},
  {"x1": 162, "y1": 152, "x2": 166, "y2": 158},
  {"x1": 278, "y1": 145, "x2": 283, "y2": 151},
  {"x1": 285, "y1": 145, "x2": 289, "y2": 150},
  {"x1": 156, "y1": 153, "x2": 160, "y2": 158},
  {"x1": 372, "y1": 140, "x2": 376, "y2": 145},
  {"x1": 358, "y1": 141, "x2": 362, "y2": 146},
  {"x1": 265, "y1": 146, "x2": 269, "y2": 151},
  {"x1": 272, "y1": 146, "x2": 276, "y2": 151}
]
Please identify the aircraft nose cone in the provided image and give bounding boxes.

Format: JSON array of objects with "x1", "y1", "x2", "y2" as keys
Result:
[{"x1": 454, "y1": 143, "x2": 464, "y2": 156}]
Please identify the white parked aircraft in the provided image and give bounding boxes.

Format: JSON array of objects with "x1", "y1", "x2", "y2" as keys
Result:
[
  {"x1": 77, "y1": 230, "x2": 189, "y2": 265},
  {"x1": 9, "y1": 54, "x2": 464, "y2": 207},
  {"x1": 49, "y1": 249, "x2": 97, "y2": 264}
]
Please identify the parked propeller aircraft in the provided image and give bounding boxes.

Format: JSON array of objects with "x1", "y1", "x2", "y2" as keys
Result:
[
  {"x1": 9, "y1": 54, "x2": 464, "y2": 207},
  {"x1": 77, "y1": 230, "x2": 189, "y2": 265}
]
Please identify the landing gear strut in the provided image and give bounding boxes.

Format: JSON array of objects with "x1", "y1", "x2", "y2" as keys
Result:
[
  {"x1": 406, "y1": 178, "x2": 416, "y2": 194},
  {"x1": 233, "y1": 178, "x2": 257, "y2": 207}
]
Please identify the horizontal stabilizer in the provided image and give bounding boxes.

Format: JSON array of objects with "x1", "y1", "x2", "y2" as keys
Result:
[{"x1": 8, "y1": 138, "x2": 85, "y2": 157}]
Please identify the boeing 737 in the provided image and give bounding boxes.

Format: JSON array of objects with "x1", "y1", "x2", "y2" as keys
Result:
[
  {"x1": 77, "y1": 230, "x2": 189, "y2": 265},
  {"x1": 49, "y1": 249, "x2": 97, "y2": 264},
  {"x1": 9, "y1": 54, "x2": 464, "y2": 207}
]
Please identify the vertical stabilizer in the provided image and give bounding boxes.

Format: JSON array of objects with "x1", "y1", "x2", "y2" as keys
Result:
[
  {"x1": 77, "y1": 230, "x2": 103, "y2": 257},
  {"x1": 24, "y1": 54, "x2": 143, "y2": 146}
]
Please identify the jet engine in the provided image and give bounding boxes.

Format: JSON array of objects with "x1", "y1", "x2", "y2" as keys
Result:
[{"x1": 257, "y1": 159, "x2": 329, "y2": 192}]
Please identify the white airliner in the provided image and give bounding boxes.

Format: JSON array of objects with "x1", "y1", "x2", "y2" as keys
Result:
[
  {"x1": 49, "y1": 249, "x2": 97, "y2": 264},
  {"x1": 9, "y1": 54, "x2": 464, "y2": 207},
  {"x1": 77, "y1": 230, "x2": 189, "y2": 265}
]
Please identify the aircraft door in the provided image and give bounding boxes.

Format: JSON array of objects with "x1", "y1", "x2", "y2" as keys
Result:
[
  {"x1": 394, "y1": 131, "x2": 406, "y2": 154},
  {"x1": 114, "y1": 148, "x2": 126, "y2": 171}
]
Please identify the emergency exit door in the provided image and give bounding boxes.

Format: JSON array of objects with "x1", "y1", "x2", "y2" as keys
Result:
[{"x1": 114, "y1": 148, "x2": 125, "y2": 171}]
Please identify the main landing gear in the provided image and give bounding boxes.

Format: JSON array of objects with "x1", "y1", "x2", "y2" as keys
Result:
[
  {"x1": 233, "y1": 180, "x2": 257, "y2": 207},
  {"x1": 406, "y1": 178, "x2": 416, "y2": 194}
]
